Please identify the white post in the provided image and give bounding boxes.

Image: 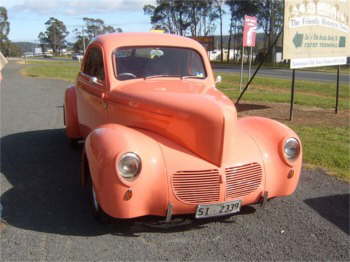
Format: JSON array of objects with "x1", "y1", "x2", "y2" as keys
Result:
[
  {"x1": 240, "y1": 46, "x2": 244, "y2": 91},
  {"x1": 82, "y1": 25, "x2": 86, "y2": 54},
  {"x1": 248, "y1": 46, "x2": 253, "y2": 80}
]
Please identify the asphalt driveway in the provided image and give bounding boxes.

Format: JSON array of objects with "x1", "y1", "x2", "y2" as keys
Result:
[{"x1": 1, "y1": 62, "x2": 349, "y2": 261}]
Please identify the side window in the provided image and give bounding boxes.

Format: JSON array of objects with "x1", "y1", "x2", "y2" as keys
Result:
[{"x1": 83, "y1": 47, "x2": 105, "y2": 81}]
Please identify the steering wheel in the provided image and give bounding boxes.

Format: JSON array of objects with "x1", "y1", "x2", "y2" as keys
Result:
[{"x1": 118, "y1": 72, "x2": 137, "y2": 78}]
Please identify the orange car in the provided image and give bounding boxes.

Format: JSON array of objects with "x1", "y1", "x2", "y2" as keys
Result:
[{"x1": 64, "y1": 33, "x2": 302, "y2": 223}]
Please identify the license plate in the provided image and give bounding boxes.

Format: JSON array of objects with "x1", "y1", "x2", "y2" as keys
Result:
[{"x1": 195, "y1": 200, "x2": 241, "y2": 219}]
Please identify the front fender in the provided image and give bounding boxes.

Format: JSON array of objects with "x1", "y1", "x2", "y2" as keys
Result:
[
  {"x1": 239, "y1": 117, "x2": 302, "y2": 198},
  {"x1": 85, "y1": 124, "x2": 168, "y2": 218}
]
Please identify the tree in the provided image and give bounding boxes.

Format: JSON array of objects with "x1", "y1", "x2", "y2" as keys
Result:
[
  {"x1": 144, "y1": 0, "x2": 219, "y2": 37},
  {"x1": 225, "y1": 0, "x2": 259, "y2": 63},
  {"x1": 82, "y1": 17, "x2": 121, "y2": 40},
  {"x1": 72, "y1": 18, "x2": 122, "y2": 53},
  {"x1": 186, "y1": 0, "x2": 218, "y2": 37},
  {"x1": 38, "y1": 17, "x2": 69, "y2": 55},
  {"x1": 144, "y1": 0, "x2": 191, "y2": 35},
  {"x1": 256, "y1": 0, "x2": 283, "y2": 63},
  {"x1": 214, "y1": 0, "x2": 225, "y2": 62},
  {"x1": 0, "y1": 7, "x2": 9, "y2": 43},
  {"x1": 0, "y1": 6, "x2": 10, "y2": 55}
]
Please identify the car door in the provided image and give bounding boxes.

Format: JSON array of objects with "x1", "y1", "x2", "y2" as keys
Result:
[{"x1": 76, "y1": 46, "x2": 108, "y2": 137}]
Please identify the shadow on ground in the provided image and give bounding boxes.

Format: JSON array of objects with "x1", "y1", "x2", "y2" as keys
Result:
[
  {"x1": 0, "y1": 129, "x2": 256, "y2": 236},
  {"x1": 304, "y1": 194, "x2": 349, "y2": 235},
  {"x1": 235, "y1": 103, "x2": 270, "y2": 112}
]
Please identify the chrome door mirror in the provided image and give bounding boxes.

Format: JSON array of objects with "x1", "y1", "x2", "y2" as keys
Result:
[
  {"x1": 215, "y1": 75, "x2": 222, "y2": 84},
  {"x1": 90, "y1": 76, "x2": 99, "y2": 84}
]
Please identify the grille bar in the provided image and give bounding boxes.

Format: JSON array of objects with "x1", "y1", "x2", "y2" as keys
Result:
[
  {"x1": 225, "y1": 162, "x2": 262, "y2": 199},
  {"x1": 171, "y1": 162, "x2": 263, "y2": 205},
  {"x1": 172, "y1": 170, "x2": 220, "y2": 204}
]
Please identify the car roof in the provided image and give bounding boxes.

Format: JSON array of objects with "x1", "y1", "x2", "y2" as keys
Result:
[{"x1": 92, "y1": 32, "x2": 206, "y2": 53}]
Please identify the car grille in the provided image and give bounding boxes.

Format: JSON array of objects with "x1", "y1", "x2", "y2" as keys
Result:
[
  {"x1": 172, "y1": 163, "x2": 262, "y2": 204},
  {"x1": 172, "y1": 169, "x2": 221, "y2": 204},
  {"x1": 225, "y1": 162, "x2": 262, "y2": 199}
]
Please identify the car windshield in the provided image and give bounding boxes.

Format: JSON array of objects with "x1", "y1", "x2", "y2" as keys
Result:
[{"x1": 115, "y1": 47, "x2": 206, "y2": 81}]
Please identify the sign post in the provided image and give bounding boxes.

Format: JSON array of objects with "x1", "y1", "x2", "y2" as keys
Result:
[
  {"x1": 283, "y1": 0, "x2": 350, "y2": 117},
  {"x1": 240, "y1": 47, "x2": 244, "y2": 91},
  {"x1": 241, "y1": 15, "x2": 257, "y2": 91}
]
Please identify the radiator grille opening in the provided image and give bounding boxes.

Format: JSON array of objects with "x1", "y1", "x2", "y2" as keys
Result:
[
  {"x1": 225, "y1": 162, "x2": 262, "y2": 199},
  {"x1": 172, "y1": 169, "x2": 220, "y2": 204}
]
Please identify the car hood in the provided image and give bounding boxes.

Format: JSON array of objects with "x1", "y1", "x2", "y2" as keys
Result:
[{"x1": 108, "y1": 79, "x2": 237, "y2": 166}]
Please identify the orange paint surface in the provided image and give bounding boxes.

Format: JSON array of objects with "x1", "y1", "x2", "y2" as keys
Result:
[{"x1": 64, "y1": 33, "x2": 302, "y2": 219}]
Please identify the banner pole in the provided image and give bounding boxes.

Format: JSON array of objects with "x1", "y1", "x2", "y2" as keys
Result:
[
  {"x1": 335, "y1": 65, "x2": 340, "y2": 114},
  {"x1": 289, "y1": 69, "x2": 296, "y2": 121},
  {"x1": 240, "y1": 47, "x2": 244, "y2": 91},
  {"x1": 248, "y1": 46, "x2": 253, "y2": 79},
  {"x1": 236, "y1": 30, "x2": 282, "y2": 105}
]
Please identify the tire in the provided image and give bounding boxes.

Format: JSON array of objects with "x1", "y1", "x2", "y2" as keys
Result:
[
  {"x1": 90, "y1": 183, "x2": 111, "y2": 224},
  {"x1": 85, "y1": 162, "x2": 112, "y2": 224},
  {"x1": 69, "y1": 138, "x2": 81, "y2": 150}
]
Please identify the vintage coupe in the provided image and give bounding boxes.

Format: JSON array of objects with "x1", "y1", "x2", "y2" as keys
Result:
[{"x1": 64, "y1": 33, "x2": 302, "y2": 222}]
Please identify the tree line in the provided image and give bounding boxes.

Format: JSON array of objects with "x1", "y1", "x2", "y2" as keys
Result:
[
  {"x1": 0, "y1": 7, "x2": 22, "y2": 57},
  {"x1": 1, "y1": 0, "x2": 283, "y2": 61},
  {"x1": 38, "y1": 17, "x2": 122, "y2": 55},
  {"x1": 0, "y1": 6, "x2": 122, "y2": 57},
  {"x1": 144, "y1": 0, "x2": 283, "y2": 63}
]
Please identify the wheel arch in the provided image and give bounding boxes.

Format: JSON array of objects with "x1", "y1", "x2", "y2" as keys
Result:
[
  {"x1": 64, "y1": 85, "x2": 81, "y2": 138},
  {"x1": 84, "y1": 123, "x2": 169, "y2": 218},
  {"x1": 238, "y1": 116, "x2": 303, "y2": 198}
]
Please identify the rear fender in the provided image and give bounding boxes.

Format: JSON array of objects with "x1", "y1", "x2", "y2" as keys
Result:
[
  {"x1": 85, "y1": 124, "x2": 168, "y2": 218},
  {"x1": 239, "y1": 117, "x2": 302, "y2": 198},
  {"x1": 64, "y1": 86, "x2": 80, "y2": 138}
]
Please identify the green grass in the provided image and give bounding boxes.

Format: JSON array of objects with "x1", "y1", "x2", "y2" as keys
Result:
[
  {"x1": 22, "y1": 59, "x2": 80, "y2": 82},
  {"x1": 212, "y1": 61, "x2": 350, "y2": 74},
  {"x1": 217, "y1": 72, "x2": 350, "y2": 109},
  {"x1": 289, "y1": 125, "x2": 350, "y2": 181}
]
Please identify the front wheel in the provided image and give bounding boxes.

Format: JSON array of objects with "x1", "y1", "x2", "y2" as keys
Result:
[
  {"x1": 84, "y1": 158, "x2": 112, "y2": 224},
  {"x1": 89, "y1": 183, "x2": 111, "y2": 224}
]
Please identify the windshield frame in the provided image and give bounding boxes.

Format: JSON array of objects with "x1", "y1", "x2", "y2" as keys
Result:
[{"x1": 112, "y1": 45, "x2": 208, "y2": 81}]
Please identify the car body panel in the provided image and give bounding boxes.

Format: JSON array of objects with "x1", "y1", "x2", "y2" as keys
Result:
[{"x1": 64, "y1": 33, "x2": 302, "y2": 219}]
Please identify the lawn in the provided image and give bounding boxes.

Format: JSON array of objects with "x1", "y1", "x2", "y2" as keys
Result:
[
  {"x1": 21, "y1": 59, "x2": 80, "y2": 82},
  {"x1": 217, "y1": 72, "x2": 350, "y2": 109},
  {"x1": 21, "y1": 59, "x2": 350, "y2": 181},
  {"x1": 290, "y1": 125, "x2": 349, "y2": 181}
]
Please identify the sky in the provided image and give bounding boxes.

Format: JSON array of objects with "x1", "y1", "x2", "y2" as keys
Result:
[
  {"x1": 1, "y1": 0, "x2": 231, "y2": 43},
  {"x1": 1, "y1": 0, "x2": 158, "y2": 42}
]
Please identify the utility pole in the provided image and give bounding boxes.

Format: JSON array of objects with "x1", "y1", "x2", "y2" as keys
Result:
[{"x1": 81, "y1": 25, "x2": 86, "y2": 54}]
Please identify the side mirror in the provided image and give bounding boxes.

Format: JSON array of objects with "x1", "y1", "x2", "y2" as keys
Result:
[
  {"x1": 90, "y1": 76, "x2": 99, "y2": 84},
  {"x1": 215, "y1": 75, "x2": 222, "y2": 84}
]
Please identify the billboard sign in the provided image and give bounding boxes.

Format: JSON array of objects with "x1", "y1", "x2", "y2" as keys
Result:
[
  {"x1": 192, "y1": 36, "x2": 214, "y2": 51},
  {"x1": 243, "y1": 15, "x2": 257, "y2": 47},
  {"x1": 283, "y1": 0, "x2": 350, "y2": 68}
]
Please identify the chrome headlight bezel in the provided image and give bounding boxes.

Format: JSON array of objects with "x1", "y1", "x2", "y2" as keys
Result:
[
  {"x1": 117, "y1": 152, "x2": 142, "y2": 180},
  {"x1": 283, "y1": 137, "x2": 300, "y2": 161}
]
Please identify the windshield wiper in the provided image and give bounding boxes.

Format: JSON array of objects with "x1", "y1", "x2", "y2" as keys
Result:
[{"x1": 144, "y1": 74, "x2": 182, "y2": 79}]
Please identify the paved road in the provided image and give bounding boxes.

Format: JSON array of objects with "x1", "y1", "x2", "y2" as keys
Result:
[
  {"x1": 214, "y1": 65, "x2": 350, "y2": 83},
  {"x1": 1, "y1": 62, "x2": 349, "y2": 261}
]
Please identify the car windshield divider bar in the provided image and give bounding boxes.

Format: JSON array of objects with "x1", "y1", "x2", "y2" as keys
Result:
[{"x1": 235, "y1": 30, "x2": 283, "y2": 105}]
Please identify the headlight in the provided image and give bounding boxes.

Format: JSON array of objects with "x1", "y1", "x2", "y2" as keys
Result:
[
  {"x1": 284, "y1": 138, "x2": 300, "y2": 160},
  {"x1": 117, "y1": 152, "x2": 141, "y2": 179}
]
